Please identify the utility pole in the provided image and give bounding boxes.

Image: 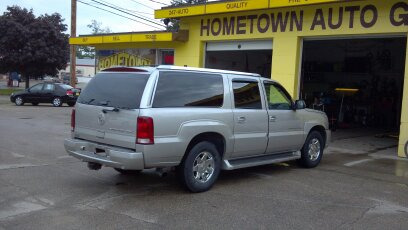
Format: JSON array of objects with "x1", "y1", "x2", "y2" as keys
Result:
[{"x1": 70, "y1": 0, "x2": 77, "y2": 87}]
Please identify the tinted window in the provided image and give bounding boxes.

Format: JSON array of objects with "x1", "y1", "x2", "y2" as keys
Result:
[
  {"x1": 77, "y1": 73, "x2": 149, "y2": 109},
  {"x1": 264, "y1": 83, "x2": 292, "y2": 110},
  {"x1": 43, "y1": 84, "x2": 55, "y2": 91},
  {"x1": 59, "y1": 84, "x2": 73, "y2": 90},
  {"x1": 232, "y1": 81, "x2": 262, "y2": 109},
  {"x1": 153, "y1": 72, "x2": 223, "y2": 107},
  {"x1": 30, "y1": 84, "x2": 43, "y2": 92}
]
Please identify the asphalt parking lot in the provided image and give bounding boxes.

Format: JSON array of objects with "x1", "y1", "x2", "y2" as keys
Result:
[{"x1": 1, "y1": 98, "x2": 408, "y2": 230}]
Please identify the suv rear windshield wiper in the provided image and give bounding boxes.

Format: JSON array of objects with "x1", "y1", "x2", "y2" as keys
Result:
[{"x1": 101, "y1": 106, "x2": 133, "y2": 113}]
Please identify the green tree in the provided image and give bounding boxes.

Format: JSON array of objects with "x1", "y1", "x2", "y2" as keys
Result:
[
  {"x1": 77, "y1": 20, "x2": 111, "y2": 59},
  {"x1": 0, "y1": 6, "x2": 69, "y2": 88},
  {"x1": 164, "y1": 0, "x2": 206, "y2": 32}
]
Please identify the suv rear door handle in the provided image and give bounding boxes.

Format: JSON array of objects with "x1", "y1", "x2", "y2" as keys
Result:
[
  {"x1": 269, "y1": 116, "x2": 276, "y2": 122},
  {"x1": 237, "y1": 116, "x2": 246, "y2": 123}
]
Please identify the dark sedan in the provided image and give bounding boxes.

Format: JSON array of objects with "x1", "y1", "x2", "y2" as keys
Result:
[{"x1": 10, "y1": 83, "x2": 80, "y2": 107}]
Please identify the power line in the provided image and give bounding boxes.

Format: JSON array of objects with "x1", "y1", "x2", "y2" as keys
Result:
[
  {"x1": 89, "y1": 0, "x2": 165, "y2": 27},
  {"x1": 128, "y1": 0, "x2": 154, "y2": 10},
  {"x1": 97, "y1": 0, "x2": 154, "y2": 15},
  {"x1": 77, "y1": 0, "x2": 163, "y2": 30},
  {"x1": 146, "y1": 0, "x2": 169, "y2": 6}
]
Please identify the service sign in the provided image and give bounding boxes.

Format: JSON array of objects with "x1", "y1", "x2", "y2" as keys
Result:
[
  {"x1": 199, "y1": 1, "x2": 408, "y2": 37},
  {"x1": 154, "y1": 0, "x2": 349, "y2": 19},
  {"x1": 206, "y1": 0, "x2": 269, "y2": 14},
  {"x1": 270, "y1": 0, "x2": 343, "y2": 8},
  {"x1": 155, "y1": 5, "x2": 205, "y2": 18},
  {"x1": 131, "y1": 33, "x2": 173, "y2": 42},
  {"x1": 70, "y1": 32, "x2": 174, "y2": 45}
]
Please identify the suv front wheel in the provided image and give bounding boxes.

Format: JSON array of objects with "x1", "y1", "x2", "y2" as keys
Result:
[
  {"x1": 177, "y1": 141, "x2": 221, "y2": 193},
  {"x1": 298, "y1": 131, "x2": 324, "y2": 168}
]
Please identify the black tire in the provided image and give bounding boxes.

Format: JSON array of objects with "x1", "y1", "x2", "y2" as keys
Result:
[
  {"x1": 405, "y1": 141, "x2": 408, "y2": 159},
  {"x1": 52, "y1": 97, "x2": 62, "y2": 107},
  {"x1": 114, "y1": 168, "x2": 141, "y2": 174},
  {"x1": 15, "y1": 96, "x2": 24, "y2": 106},
  {"x1": 177, "y1": 141, "x2": 221, "y2": 193},
  {"x1": 32, "y1": 102, "x2": 39, "y2": 106},
  {"x1": 298, "y1": 131, "x2": 324, "y2": 168},
  {"x1": 67, "y1": 102, "x2": 75, "y2": 107}
]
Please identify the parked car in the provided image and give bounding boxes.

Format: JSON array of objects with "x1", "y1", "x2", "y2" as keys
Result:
[
  {"x1": 10, "y1": 83, "x2": 80, "y2": 107},
  {"x1": 64, "y1": 66, "x2": 330, "y2": 192}
]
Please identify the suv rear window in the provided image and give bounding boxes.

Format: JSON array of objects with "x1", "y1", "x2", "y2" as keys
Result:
[
  {"x1": 153, "y1": 71, "x2": 224, "y2": 108},
  {"x1": 77, "y1": 73, "x2": 149, "y2": 109}
]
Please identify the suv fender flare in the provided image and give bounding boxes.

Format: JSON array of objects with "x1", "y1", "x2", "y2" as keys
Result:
[
  {"x1": 177, "y1": 120, "x2": 233, "y2": 160},
  {"x1": 304, "y1": 122, "x2": 327, "y2": 146}
]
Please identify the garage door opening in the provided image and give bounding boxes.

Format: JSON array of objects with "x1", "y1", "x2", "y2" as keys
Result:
[
  {"x1": 300, "y1": 37, "x2": 406, "y2": 139},
  {"x1": 205, "y1": 40, "x2": 272, "y2": 77}
]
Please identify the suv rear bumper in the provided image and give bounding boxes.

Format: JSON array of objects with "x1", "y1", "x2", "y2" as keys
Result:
[{"x1": 64, "y1": 138, "x2": 144, "y2": 170}]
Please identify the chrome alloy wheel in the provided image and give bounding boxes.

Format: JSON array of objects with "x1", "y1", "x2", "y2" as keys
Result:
[
  {"x1": 192, "y1": 151, "x2": 215, "y2": 183},
  {"x1": 15, "y1": 97, "x2": 23, "y2": 105},
  {"x1": 53, "y1": 97, "x2": 61, "y2": 106},
  {"x1": 308, "y1": 138, "x2": 321, "y2": 161}
]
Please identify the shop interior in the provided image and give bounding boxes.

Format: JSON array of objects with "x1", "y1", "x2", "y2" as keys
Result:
[
  {"x1": 205, "y1": 50, "x2": 272, "y2": 77},
  {"x1": 300, "y1": 37, "x2": 406, "y2": 134}
]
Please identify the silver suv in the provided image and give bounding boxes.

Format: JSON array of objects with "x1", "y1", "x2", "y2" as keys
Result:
[{"x1": 64, "y1": 66, "x2": 330, "y2": 192}]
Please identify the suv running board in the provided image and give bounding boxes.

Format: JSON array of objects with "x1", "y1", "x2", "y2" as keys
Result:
[{"x1": 222, "y1": 151, "x2": 301, "y2": 170}]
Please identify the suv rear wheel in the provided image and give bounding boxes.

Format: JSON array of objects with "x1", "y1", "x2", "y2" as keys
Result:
[
  {"x1": 52, "y1": 97, "x2": 62, "y2": 107},
  {"x1": 177, "y1": 141, "x2": 221, "y2": 193},
  {"x1": 298, "y1": 131, "x2": 324, "y2": 168}
]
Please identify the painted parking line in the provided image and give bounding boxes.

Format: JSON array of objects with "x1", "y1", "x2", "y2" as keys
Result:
[
  {"x1": 0, "y1": 163, "x2": 49, "y2": 170},
  {"x1": 344, "y1": 159, "x2": 373, "y2": 167}
]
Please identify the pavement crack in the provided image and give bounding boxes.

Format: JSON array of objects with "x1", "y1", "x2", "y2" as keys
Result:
[{"x1": 335, "y1": 204, "x2": 377, "y2": 229}]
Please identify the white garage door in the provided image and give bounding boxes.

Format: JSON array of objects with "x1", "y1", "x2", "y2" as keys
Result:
[{"x1": 206, "y1": 40, "x2": 273, "y2": 51}]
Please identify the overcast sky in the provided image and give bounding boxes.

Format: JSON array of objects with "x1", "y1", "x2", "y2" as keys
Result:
[{"x1": 0, "y1": 0, "x2": 173, "y2": 35}]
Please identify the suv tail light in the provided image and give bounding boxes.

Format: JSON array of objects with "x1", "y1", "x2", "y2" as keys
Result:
[
  {"x1": 137, "y1": 116, "x2": 154, "y2": 145},
  {"x1": 71, "y1": 109, "x2": 75, "y2": 132},
  {"x1": 66, "y1": 90, "x2": 74, "y2": 96}
]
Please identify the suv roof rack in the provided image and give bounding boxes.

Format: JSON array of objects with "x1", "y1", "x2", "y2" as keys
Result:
[
  {"x1": 101, "y1": 65, "x2": 263, "y2": 78},
  {"x1": 156, "y1": 65, "x2": 261, "y2": 77}
]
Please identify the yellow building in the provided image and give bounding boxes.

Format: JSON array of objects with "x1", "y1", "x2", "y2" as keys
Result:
[{"x1": 70, "y1": 0, "x2": 408, "y2": 157}]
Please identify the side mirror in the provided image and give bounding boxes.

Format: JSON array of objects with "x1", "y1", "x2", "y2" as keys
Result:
[{"x1": 294, "y1": 100, "x2": 306, "y2": 110}]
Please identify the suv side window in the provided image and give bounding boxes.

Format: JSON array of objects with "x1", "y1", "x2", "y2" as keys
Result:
[
  {"x1": 153, "y1": 71, "x2": 224, "y2": 108},
  {"x1": 232, "y1": 81, "x2": 262, "y2": 109},
  {"x1": 264, "y1": 82, "x2": 293, "y2": 110},
  {"x1": 30, "y1": 84, "x2": 44, "y2": 92}
]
